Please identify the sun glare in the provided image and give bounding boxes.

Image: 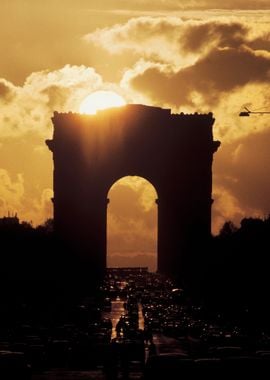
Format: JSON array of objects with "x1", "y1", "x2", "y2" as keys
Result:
[{"x1": 79, "y1": 90, "x2": 126, "y2": 114}]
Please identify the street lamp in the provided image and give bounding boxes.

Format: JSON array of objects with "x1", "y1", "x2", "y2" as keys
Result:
[{"x1": 239, "y1": 107, "x2": 270, "y2": 117}]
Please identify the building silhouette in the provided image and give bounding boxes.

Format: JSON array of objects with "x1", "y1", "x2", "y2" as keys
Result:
[
  {"x1": 0, "y1": 213, "x2": 19, "y2": 227},
  {"x1": 46, "y1": 105, "x2": 220, "y2": 285}
]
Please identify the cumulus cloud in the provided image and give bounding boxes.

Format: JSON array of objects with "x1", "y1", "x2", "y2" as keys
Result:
[
  {"x1": 0, "y1": 169, "x2": 24, "y2": 215},
  {"x1": 85, "y1": 16, "x2": 269, "y2": 64},
  {"x1": 0, "y1": 65, "x2": 103, "y2": 138},
  {"x1": 33, "y1": 188, "x2": 54, "y2": 225},
  {"x1": 215, "y1": 130, "x2": 270, "y2": 209},
  {"x1": 0, "y1": 168, "x2": 53, "y2": 225},
  {"x1": 124, "y1": 47, "x2": 270, "y2": 109},
  {"x1": 178, "y1": 19, "x2": 248, "y2": 53},
  {"x1": 0, "y1": 79, "x2": 16, "y2": 103},
  {"x1": 212, "y1": 185, "x2": 260, "y2": 235},
  {"x1": 84, "y1": 17, "x2": 185, "y2": 65},
  {"x1": 211, "y1": 126, "x2": 270, "y2": 234}
]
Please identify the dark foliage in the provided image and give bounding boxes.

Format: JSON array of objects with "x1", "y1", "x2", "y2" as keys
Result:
[
  {"x1": 203, "y1": 216, "x2": 270, "y2": 327},
  {"x1": 1, "y1": 215, "x2": 270, "y2": 328}
]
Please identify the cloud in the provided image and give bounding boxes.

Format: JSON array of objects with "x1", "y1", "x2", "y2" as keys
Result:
[
  {"x1": 125, "y1": 47, "x2": 270, "y2": 109},
  {"x1": 215, "y1": 129, "x2": 270, "y2": 210},
  {"x1": 212, "y1": 185, "x2": 259, "y2": 235},
  {"x1": 0, "y1": 169, "x2": 24, "y2": 215},
  {"x1": 33, "y1": 188, "x2": 54, "y2": 225},
  {"x1": 85, "y1": 16, "x2": 270, "y2": 64},
  {"x1": 178, "y1": 19, "x2": 248, "y2": 53},
  {"x1": 0, "y1": 79, "x2": 16, "y2": 103},
  {"x1": 212, "y1": 127, "x2": 270, "y2": 234},
  {"x1": 0, "y1": 65, "x2": 103, "y2": 138},
  {"x1": 107, "y1": 177, "x2": 157, "y2": 259},
  {"x1": 84, "y1": 17, "x2": 185, "y2": 65},
  {"x1": 0, "y1": 167, "x2": 53, "y2": 225}
]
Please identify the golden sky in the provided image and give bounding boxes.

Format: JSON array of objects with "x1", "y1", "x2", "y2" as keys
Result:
[{"x1": 0, "y1": 1, "x2": 270, "y2": 268}]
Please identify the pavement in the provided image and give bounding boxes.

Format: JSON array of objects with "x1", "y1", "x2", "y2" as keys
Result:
[
  {"x1": 152, "y1": 333, "x2": 188, "y2": 355},
  {"x1": 103, "y1": 298, "x2": 125, "y2": 339},
  {"x1": 32, "y1": 300, "x2": 186, "y2": 379},
  {"x1": 32, "y1": 368, "x2": 142, "y2": 379},
  {"x1": 32, "y1": 370, "x2": 105, "y2": 380},
  {"x1": 33, "y1": 300, "x2": 144, "y2": 379}
]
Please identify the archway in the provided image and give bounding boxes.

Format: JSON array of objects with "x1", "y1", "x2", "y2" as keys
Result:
[
  {"x1": 47, "y1": 104, "x2": 220, "y2": 284},
  {"x1": 107, "y1": 176, "x2": 158, "y2": 271}
]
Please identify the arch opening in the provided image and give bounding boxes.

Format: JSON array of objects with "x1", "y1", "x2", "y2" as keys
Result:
[{"x1": 107, "y1": 176, "x2": 158, "y2": 272}]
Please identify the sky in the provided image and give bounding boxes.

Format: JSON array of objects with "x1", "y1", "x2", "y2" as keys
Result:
[{"x1": 0, "y1": 1, "x2": 270, "y2": 269}]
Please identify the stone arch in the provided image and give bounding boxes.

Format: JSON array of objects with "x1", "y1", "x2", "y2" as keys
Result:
[{"x1": 46, "y1": 104, "x2": 220, "y2": 284}]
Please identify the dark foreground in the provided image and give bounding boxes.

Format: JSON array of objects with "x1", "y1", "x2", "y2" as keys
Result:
[{"x1": 1, "y1": 269, "x2": 270, "y2": 379}]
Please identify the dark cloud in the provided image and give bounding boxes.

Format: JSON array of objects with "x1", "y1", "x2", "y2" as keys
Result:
[
  {"x1": 214, "y1": 128, "x2": 270, "y2": 214},
  {"x1": 179, "y1": 21, "x2": 249, "y2": 53},
  {"x1": 86, "y1": 15, "x2": 270, "y2": 89},
  {"x1": 86, "y1": 17, "x2": 254, "y2": 59},
  {"x1": 130, "y1": 47, "x2": 270, "y2": 107},
  {"x1": 248, "y1": 33, "x2": 270, "y2": 52}
]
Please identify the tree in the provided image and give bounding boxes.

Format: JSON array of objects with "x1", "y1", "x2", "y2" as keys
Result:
[{"x1": 219, "y1": 221, "x2": 238, "y2": 237}]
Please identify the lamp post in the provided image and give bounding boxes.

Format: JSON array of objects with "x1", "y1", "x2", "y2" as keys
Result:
[{"x1": 239, "y1": 107, "x2": 270, "y2": 117}]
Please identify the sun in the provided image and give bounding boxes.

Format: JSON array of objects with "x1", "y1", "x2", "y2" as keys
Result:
[{"x1": 79, "y1": 90, "x2": 126, "y2": 114}]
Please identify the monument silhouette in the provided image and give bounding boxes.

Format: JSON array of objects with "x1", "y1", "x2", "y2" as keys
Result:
[{"x1": 46, "y1": 105, "x2": 220, "y2": 285}]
